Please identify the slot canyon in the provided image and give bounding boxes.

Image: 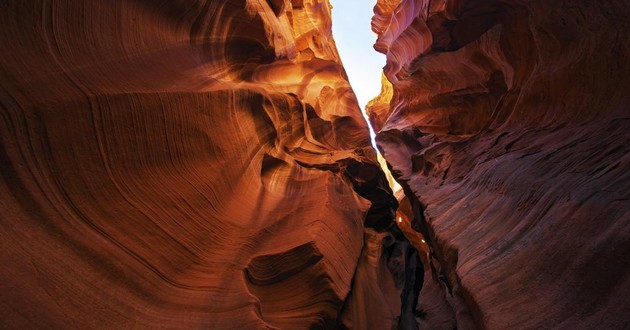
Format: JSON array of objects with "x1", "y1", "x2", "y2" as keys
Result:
[{"x1": 0, "y1": 0, "x2": 628, "y2": 329}]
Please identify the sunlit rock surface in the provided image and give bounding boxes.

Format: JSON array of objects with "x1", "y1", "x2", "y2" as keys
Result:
[
  {"x1": 366, "y1": 73, "x2": 394, "y2": 132},
  {"x1": 372, "y1": 0, "x2": 630, "y2": 329},
  {"x1": 0, "y1": 1, "x2": 402, "y2": 328}
]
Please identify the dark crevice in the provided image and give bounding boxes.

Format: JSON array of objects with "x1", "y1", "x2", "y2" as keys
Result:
[
  {"x1": 336, "y1": 159, "x2": 428, "y2": 330},
  {"x1": 397, "y1": 244, "x2": 424, "y2": 330},
  {"x1": 399, "y1": 182, "x2": 482, "y2": 329}
]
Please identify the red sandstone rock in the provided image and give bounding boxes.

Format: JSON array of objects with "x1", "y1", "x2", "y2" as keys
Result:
[
  {"x1": 372, "y1": 0, "x2": 630, "y2": 329},
  {"x1": 0, "y1": 1, "x2": 402, "y2": 328}
]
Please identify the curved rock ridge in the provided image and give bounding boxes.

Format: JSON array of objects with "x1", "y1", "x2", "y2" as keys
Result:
[
  {"x1": 366, "y1": 73, "x2": 394, "y2": 132},
  {"x1": 372, "y1": 0, "x2": 630, "y2": 329},
  {"x1": 0, "y1": 1, "x2": 404, "y2": 328}
]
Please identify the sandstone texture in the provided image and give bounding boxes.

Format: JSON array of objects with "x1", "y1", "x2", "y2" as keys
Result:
[
  {"x1": 0, "y1": 1, "x2": 408, "y2": 328},
  {"x1": 372, "y1": 0, "x2": 630, "y2": 329}
]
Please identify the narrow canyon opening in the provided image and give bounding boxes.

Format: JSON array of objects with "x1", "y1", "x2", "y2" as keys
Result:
[
  {"x1": 0, "y1": 1, "x2": 629, "y2": 330},
  {"x1": 330, "y1": 2, "x2": 437, "y2": 328},
  {"x1": 329, "y1": 0, "x2": 402, "y2": 191}
]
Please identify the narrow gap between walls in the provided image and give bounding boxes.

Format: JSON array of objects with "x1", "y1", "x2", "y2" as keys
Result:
[{"x1": 329, "y1": 0, "x2": 401, "y2": 193}]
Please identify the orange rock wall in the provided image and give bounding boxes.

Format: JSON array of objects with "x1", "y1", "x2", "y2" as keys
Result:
[
  {"x1": 0, "y1": 1, "x2": 402, "y2": 328},
  {"x1": 373, "y1": 0, "x2": 630, "y2": 329}
]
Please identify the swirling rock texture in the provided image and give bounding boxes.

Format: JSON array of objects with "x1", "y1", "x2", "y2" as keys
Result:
[
  {"x1": 372, "y1": 0, "x2": 630, "y2": 329},
  {"x1": 0, "y1": 0, "x2": 411, "y2": 328}
]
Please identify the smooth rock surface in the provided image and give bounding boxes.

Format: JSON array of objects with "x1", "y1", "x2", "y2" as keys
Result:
[
  {"x1": 372, "y1": 0, "x2": 630, "y2": 329},
  {"x1": 0, "y1": 1, "x2": 400, "y2": 328}
]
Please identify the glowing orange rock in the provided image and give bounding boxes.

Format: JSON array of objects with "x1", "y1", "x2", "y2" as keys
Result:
[
  {"x1": 366, "y1": 73, "x2": 394, "y2": 132},
  {"x1": 0, "y1": 0, "x2": 401, "y2": 328}
]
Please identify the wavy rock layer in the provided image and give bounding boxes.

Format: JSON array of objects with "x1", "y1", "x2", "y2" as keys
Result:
[
  {"x1": 372, "y1": 0, "x2": 630, "y2": 329},
  {"x1": 0, "y1": 1, "x2": 401, "y2": 328}
]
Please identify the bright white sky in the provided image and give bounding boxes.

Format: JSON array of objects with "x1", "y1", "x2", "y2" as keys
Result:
[{"x1": 329, "y1": 0, "x2": 384, "y2": 142}]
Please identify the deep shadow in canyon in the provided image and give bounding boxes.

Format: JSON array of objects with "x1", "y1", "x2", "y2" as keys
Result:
[{"x1": 0, "y1": 0, "x2": 629, "y2": 329}]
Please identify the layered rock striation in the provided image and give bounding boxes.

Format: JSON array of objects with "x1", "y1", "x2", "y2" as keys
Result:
[
  {"x1": 372, "y1": 0, "x2": 630, "y2": 329},
  {"x1": 0, "y1": 1, "x2": 407, "y2": 328}
]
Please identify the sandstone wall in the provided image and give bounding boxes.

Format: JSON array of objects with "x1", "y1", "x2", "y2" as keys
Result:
[
  {"x1": 372, "y1": 0, "x2": 630, "y2": 328},
  {"x1": 0, "y1": 1, "x2": 401, "y2": 328}
]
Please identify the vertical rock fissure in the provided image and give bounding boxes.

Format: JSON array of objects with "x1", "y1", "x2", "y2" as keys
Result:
[
  {"x1": 334, "y1": 159, "x2": 432, "y2": 330},
  {"x1": 327, "y1": 2, "x2": 432, "y2": 327},
  {"x1": 390, "y1": 180, "x2": 478, "y2": 329},
  {"x1": 404, "y1": 185, "x2": 473, "y2": 328},
  {"x1": 344, "y1": 166, "x2": 474, "y2": 330}
]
